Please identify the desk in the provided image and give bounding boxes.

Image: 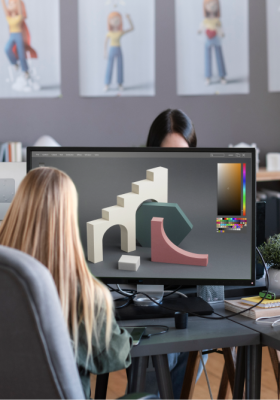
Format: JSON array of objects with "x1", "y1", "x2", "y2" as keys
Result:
[
  {"x1": 215, "y1": 302, "x2": 280, "y2": 350},
  {"x1": 257, "y1": 168, "x2": 280, "y2": 182},
  {"x1": 119, "y1": 304, "x2": 260, "y2": 399},
  {"x1": 214, "y1": 302, "x2": 280, "y2": 399}
]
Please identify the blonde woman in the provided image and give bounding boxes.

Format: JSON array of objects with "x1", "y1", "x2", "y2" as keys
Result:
[{"x1": 0, "y1": 167, "x2": 132, "y2": 399}]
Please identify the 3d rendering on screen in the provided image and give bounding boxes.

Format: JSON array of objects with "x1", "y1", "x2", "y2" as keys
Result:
[
  {"x1": 87, "y1": 167, "x2": 168, "y2": 263},
  {"x1": 118, "y1": 255, "x2": 140, "y2": 271},
  {"x1": 30, "y1": 149, "x2": 253, "y2": 282},
  {"x1": 87, "y1": 166, "x2": 209, "y2": 268},
  {"x1": 151, "y1": 217, "x2": 209, "y2": 267},
  {"x1": 136, "y1": 202, "x2": 193, "y2": 247}
]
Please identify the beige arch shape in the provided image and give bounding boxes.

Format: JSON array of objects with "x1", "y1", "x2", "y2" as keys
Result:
[{"x1": 87, "y1": 167, "x2": 168, "y2": 264}]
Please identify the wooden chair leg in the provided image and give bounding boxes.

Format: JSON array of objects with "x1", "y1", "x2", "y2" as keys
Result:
[
  {"x1": 268, "y1": 347, "x2": 280, "y2": 391},
  {"x1": 180, "y1": 351, "x2": 200, "y2": 399}
]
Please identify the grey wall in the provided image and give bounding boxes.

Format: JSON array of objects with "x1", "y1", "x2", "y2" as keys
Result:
[{"x1": 0, "y1": 0, "x2": 278, "y2": 164}]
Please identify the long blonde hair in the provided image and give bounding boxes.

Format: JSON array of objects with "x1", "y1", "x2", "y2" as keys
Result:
[{"x1": 0, "y1": 167, "x2": 113, "y2": 361}]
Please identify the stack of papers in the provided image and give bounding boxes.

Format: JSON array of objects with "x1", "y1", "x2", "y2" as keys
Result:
[
  {"x1": 241, "y1": 296, "x2": 280, "y2": 308},
  {"x1": 224, "y1": 299, "x2": 280, "y2": 319}
]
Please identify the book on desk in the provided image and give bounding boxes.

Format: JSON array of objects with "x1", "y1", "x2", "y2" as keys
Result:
[{"x1": 225, "y1": 299, "x2": 280, "y2": 320}]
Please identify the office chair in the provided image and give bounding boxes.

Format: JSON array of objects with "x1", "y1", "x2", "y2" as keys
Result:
[
  {"x1": 0, "y1": 245, "x2": 157, "y2": 400},
  {"x1": 0, "y1": 245, "x2": 85, "y2": 399}
]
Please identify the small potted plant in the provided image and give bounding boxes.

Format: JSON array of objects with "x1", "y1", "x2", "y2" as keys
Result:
[{"x1": 258, "y1": 234, "x2": 280, "y2": 295}]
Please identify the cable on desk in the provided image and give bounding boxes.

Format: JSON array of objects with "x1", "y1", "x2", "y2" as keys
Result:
[
  {"x1": 163, "y1": 286, "x2": 183, "y2": 297},
  {"x1": 124, "y1": 325, "x2": 169, "y2": 338},
  {"x1": 111, "y1": 285, "x2": 184, "y2": 308},
  {"x1": 199, "y1": 350, "x2": 213, "y2": 400},
  {"x1": 108, "y1": 247, "x2": 270, "y2": 321},
  {"x1": 114, "y1": 297, "x2": 133, "y2": 309}
]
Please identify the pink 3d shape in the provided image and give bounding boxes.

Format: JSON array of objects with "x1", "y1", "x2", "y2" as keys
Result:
[{"x1": 151, "y1": 217, "x2": 208, "y2": 267}]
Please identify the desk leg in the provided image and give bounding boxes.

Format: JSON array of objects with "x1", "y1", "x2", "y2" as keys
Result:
[
  {"x1": 126, "y1": 356, "x2": 149, "y2": 394},
  {"x1": 180, "y1": 351, "x2": 200, "y2": 399},
  {"x1": 152, "y1": 354, "x2": 174, "y2": 399},
  {"x1": 233, "y1": 346, "x2": 245, "y2": 399},
  {"x1": 245, "y1": 345, "x2": 262, "y2": 400}
]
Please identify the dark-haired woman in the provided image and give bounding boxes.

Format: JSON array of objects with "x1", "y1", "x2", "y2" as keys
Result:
[
  {"x1": 146, "y1": 109, "x2": 207, "y2": 399},
  {"x1": 146, "y1": 109, "x2": 197, "y2": 148}
]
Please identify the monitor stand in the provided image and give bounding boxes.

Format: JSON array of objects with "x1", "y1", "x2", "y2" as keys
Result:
[
  {"x1": 133, "y1": 285, "x2": 164, "y2": 306},
  {"x1": 115, "y1": 284, "x2": 213, "y2": 321}
]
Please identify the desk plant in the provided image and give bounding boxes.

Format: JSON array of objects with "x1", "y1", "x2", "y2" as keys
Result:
[{"x1": 258, "y1": 234, "x2": 280, "y2": 294}]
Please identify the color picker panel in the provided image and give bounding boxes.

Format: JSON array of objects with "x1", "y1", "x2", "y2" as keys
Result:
[
  {"x1": 217, "y1": 164, "x2": 241, "y2": 216},
  {"x1": 216, "y1": 217, "x2": 247, "y2": 233},
  {"x1": 243, "y1": 164, "x2": 246, "y2": 216}
]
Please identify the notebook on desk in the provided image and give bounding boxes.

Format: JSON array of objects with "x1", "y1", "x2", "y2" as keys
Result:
[
  {"x1": 225, "y1": 299, "x2": 280, "y2": 320},
  {"x1": 241, "y1": 296, "x2": 280, "y2": 308}
]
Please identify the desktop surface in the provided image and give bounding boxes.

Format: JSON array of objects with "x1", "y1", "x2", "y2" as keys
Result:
[
  {"x1": 118, "y1": 303, "x2": 260, "y2": 358},
  {"x1": 28, "y1": 147, "x2": 255, "y2": 286}
]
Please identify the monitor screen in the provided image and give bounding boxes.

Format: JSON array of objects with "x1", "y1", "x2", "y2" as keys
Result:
[{"x1": 27, "y1": 148, "x2": 256, "y2": 286}]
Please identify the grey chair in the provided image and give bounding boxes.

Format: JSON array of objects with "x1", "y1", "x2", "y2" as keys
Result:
[
  {"x1": 0, "y1": 245, "x2": 85, "y2": 399},
  {"x1": 0, "y1": 245, "x2": 157, "y2": 400}
]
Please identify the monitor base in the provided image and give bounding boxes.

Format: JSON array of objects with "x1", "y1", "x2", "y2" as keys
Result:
[
  {"x1": 133, "y1": 284, "x2": 164, "y2": 307},
  {"x1": 116, "y1": 296, "x2": 213, "y2": 321}
]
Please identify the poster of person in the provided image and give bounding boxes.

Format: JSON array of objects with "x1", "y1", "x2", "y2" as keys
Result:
[
  {"x1": 0, "y1": 0, "x2": 61, "y2": 98},
  {"x1": 175, "y1": 0, "x2": 249, "y2": 96},
  {"x1": 79, "y1": 0, "x2": 155, "y2": 97},
  {"x1": 266, "y1": 0, "x2": 280, "y2": 92}
]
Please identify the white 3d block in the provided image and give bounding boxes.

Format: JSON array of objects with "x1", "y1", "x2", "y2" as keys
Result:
[
  {"x1": 87, "y1": 167, "x2": 168, "y2": 263},
  {"x1": 118, "y1": 255, "x2": 140, "y2": 271}
]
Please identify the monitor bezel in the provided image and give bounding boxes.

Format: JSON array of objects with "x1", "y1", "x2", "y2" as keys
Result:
[{"x1": 27, "y1": 147, "x2": 256, "y2": 287}]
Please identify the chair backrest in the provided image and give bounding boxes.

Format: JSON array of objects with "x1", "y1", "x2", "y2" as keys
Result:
[{"x1": 0, "y1": 245, "x2": 85, "y2": 399}]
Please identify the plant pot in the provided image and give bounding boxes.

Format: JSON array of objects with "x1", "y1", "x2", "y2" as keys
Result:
[{"x1": 268, "y1": 268, "x2": 280, "y2": 295}]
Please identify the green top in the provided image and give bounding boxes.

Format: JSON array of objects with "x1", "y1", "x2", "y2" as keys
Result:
[{"x1": 76, "y1": 311, "x2": 132, "y2": 398}]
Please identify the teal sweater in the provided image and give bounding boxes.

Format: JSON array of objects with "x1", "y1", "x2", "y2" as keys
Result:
[{"x1": 76, "y1": 311, "x2": 132, "y2": 399}]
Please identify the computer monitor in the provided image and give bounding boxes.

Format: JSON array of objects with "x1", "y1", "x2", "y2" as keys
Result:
[{"x1": 27, "y1": 148, "x2": 256, "y2": 287}]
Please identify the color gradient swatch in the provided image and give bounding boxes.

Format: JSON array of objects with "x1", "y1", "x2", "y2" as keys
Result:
[
  {"x1": 216, "y1": 218, "x2": 247, "y2": 233},
  {"x1": 217, "y1": 164, "x2": 241, "y2": 216},
  {"x1": 243, "y1": 164, "x2": 246, "y2": 216}
]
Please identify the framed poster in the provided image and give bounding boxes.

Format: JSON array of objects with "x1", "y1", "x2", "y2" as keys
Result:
[
  {"x1": 0, "y1": 0, "x2": 61, "y2": 98},
  {"x1": 267, "y1": 0, "x2": 280, "y2": 92},
  {"x1": 176, "y1": 0, "x2": 250, "y2": 96},
  {"x1": 79, "y1": 0, "x2": 155, "y2": 97}
]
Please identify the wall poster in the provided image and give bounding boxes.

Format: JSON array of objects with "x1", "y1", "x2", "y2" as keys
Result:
[
  {"x1": 79, "y1": 0, "x2": 155, "y2": 97},
  {"x1": 266, "y1": 0, "x2": 280, "y2": 92},
  {"x1": 0, "y1": 0, "x2": 61, "y2": 98},
  {"x1": 175, "y1": 0, "x2": 250, "y2": 96}
]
